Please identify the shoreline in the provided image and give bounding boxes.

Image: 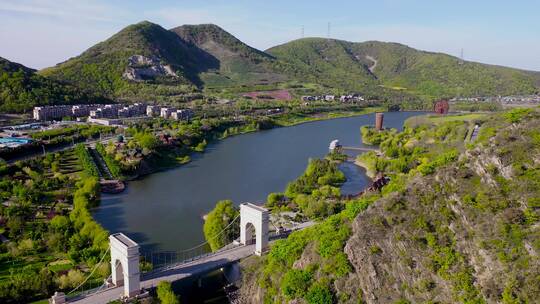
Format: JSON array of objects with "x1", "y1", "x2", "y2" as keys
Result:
[
  {"x1": 121, "y1": 107, "x2": 386, "y2": 182},
  {"x1": 353, "y1": 157, "x2": 377, "y2": 179}
]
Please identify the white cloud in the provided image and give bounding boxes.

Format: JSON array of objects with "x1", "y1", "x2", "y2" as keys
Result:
[{"x1": 0, "y1": 0, "x2": 129, "y2": 23}]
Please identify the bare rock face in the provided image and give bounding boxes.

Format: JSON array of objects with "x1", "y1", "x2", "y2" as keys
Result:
[
  {"x1": 343, "y1": 191, "x2": 454, "y2": 304},
  {"x1": 342, "y1": 122, "x2": 540, "y2": 303},
  {"x1": 122, "y1": 55, "x2": 178, "y2": 81},
  {"x1": 235, "y1": 256, "x2": 266, "y2": 304}
]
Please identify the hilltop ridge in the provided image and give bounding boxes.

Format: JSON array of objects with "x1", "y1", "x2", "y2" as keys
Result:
[{"x1": 0, "y1": 20, "x2": 536, "y2": 110}]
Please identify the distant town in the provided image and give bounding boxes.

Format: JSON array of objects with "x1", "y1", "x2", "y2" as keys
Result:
[
  {"x1": 33, "y1": 103, "x2": 194, "y2": 124},
  {"x1": 0, "y1": 92, "x2": 538, "y2": 151}
]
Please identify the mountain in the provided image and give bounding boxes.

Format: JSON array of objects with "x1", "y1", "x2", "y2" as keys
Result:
[
  {"x1": 237, "y1": 108, "x2": 540, "y2": 303},
  {"x1": 40, "y1": 21, "x2": 204, "y2": 102},
  {"x1": 0, "y1": 56, "x2": 99, "y2": 113},
  {"x1": 37, "y1": 21, "x2": 540, "y2": 104},
  {"x1": 41, "y1": 21, "x2": 287, "y2": 101},
  {"x1": 171, "y1": 24, "x2": 286, "y2": 88},
  {"x1": 267, "y1": 38, "x2": 540, "y2": 98}
]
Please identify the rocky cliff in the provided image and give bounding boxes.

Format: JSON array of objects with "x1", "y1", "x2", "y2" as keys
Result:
[{"x1": 237, "y1": 109, "x2": 540, "y2": 303}]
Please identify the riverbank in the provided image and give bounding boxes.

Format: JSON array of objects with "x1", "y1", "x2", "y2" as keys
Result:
[
  {"x1": 125, "y1": 107, "x2": 386, "y2": 181},
  {"x1": 354, "y1": 157, "x2": 376, "y2": 179}
]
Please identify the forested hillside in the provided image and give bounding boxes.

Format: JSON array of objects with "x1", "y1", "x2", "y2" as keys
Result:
[
  {"x1": 171, "y1": 24, "x2": 287, "y2": 88},
  {"x1": 40, "y1": 21, "x2": 199, "y2": 103},
  {"x1": 0, "y1": 57, "x2": 98, "y2": 113},
  {"x1": 238, "y1": 109, "x2": 540, "y2": 303},
  {"x1": 268, "y1": 38, "x2": 540, "y2": 98},
  {"x1": 1, "y1": 21, "x2": 537, "y2": 112}
]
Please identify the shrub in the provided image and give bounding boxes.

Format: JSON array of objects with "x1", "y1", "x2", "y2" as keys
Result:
[
  {"x1": 504, "y1": 108, "x2": 531, "y2": 123},
  {"x1": 281, "y1": 269, "x2": 313, "y2": 299},
  {"x1": 306, "y1": 282, "x2": 333, "y2": 304}
]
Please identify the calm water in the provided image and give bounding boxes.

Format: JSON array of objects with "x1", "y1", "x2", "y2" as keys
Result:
[{"x1": 93, "y1": 112, "x2": 422, "y2": 252}]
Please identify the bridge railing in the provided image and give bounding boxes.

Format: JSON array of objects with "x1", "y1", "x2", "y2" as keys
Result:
[{"x1": 142, "y1": 241, "x2": 245, "y2": 276}]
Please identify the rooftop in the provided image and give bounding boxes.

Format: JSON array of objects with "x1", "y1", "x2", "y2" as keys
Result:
[{"x1": 111, "y1": 233, "x2": 138, "y2": 248}]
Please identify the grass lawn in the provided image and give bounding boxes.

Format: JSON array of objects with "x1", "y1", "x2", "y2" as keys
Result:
[
  {"x1": 405, "y1": 113, "x2": 488, "y2": 128},
  {"x1": 427, "y1": 113, "x2": 487, "y2": 122},
  {"x1": 272, "y1": 106, "x2": 385, "y2": 127},
  {"x1": 48, "y1": 259, "x2": 73, "y2": 273}
]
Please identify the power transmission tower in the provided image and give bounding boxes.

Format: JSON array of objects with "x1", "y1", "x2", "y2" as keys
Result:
[
  {"x1": 327, "y1": 22, "x2": 331, "y2": 39},
  {"x1": 459, "y1": 48, "x2": 464, "y2": 65},
  {"x1": 301, "y1": 25, "x2": 304, "y2": 38}
]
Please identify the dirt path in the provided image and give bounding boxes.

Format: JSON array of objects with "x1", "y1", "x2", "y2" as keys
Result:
[{"x1": 365, "y1": 55, "x2": 378, "y2": 73}]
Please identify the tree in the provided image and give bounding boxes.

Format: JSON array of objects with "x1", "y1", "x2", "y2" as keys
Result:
[
  {"x1": 157, "y1": 281, "x2": 179, "y2": 304},
  {"x1": 203, "y1": 200, "x2": 239, "y2": 251},
  {"x1": 266, "y1": 192, "x2": 285, "y2": 208},
  {"x1": 134, "y1": 132, "x2": 159, "y2": 150}
]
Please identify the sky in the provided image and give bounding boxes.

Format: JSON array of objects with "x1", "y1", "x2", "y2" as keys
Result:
[{"x1": 0, "y1": 0, "x2": 539, "y2": 71}]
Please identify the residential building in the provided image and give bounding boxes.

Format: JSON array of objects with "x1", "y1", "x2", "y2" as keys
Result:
[
  {"x1": 146, "y1": 105, "x2": 161, "y2": 117},
  {"x1": 160, "y1": 107, "x2": 176, "y2": 119},
  {"x1": 170, "y1": 109, "x2": 194, "y2": 120}
]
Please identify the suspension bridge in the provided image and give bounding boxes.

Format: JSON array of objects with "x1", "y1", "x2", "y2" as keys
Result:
[{"x1": 50, "y1": 203, "x2": 314, "y2": 304}]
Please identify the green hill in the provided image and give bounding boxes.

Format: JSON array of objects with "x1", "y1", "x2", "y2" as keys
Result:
[
  {"x1": 171, "y1": 24, "x2": 286, "y2": 88},
  {"x1": 40, "y1": 22, "x2": 287, "y2": 99},
  {"x1": 40, "y1": 21, "x2": 200, "y2": 102},
  {"x1": 267, "y1": 38, "x2": 540, "y2": 98},
  {"x1": 0, "y1": 57, "x2": 100, "y2": 113},
  {"x1": 34, "y1": 21, "x2": 539, "y2": 105}
]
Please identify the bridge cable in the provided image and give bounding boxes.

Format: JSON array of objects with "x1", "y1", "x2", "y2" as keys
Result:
[
  {"x1": 149, "y1": 214, "x2": 241, "y2": 267},
  {"x1": 67, "y1": 247, "x2": 110, "y2": 295}
]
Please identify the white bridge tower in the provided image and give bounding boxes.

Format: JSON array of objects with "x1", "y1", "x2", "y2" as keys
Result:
[
  {"x1": 240, "y1": 203, "x2": 269, "y2": 256},
  {"x1": 109, "y1": 233, "x2": 140, "y2": 298}
]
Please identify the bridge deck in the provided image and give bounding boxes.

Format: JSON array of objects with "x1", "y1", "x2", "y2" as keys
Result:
[
  {"x1": 70, "y1": 244, "x2": 255, "y2": 304},
  {"x1": 69, "y1": 221, "x2": 316, "y2": 304}
]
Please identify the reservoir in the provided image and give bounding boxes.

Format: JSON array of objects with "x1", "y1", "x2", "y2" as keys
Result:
[{"x1": 93, "y1": 111, "x2": 422, "y2": 253}]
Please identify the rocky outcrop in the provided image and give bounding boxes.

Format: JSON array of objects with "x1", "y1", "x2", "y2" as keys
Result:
[
  {"x1": 122, "y1": 55, "x2": 177, "y2": 81},
  {"x1": 341, "y1": 118, "x2": 540, "y2": 303},
  {"x1": 236, "y1": 256, "x2": 266, "y2": 304},
  {"x1": 236, "y1": 111, "x2": 540, "y2": 303}
]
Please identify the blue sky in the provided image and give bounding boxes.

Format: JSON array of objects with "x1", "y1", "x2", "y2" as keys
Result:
[{"x1": 0, "y1": 0, "x2": 539, "y2": 71}]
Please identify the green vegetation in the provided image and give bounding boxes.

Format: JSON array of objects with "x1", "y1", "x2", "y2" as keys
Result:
[
  {"x1": 268, "y1": 38, "x2": 540, "y2": 100},
  {"x1": 95, "y1": 143, "x2": 122, "y2": 178},
  {"x1": 156, "y1": 281, "x2": 180, "y2": 304},
  {"x1": 241, "y1": 109, "x2": 540, "y2": 303},
  {"x1": 0, "y1": 57, "x2": 104, "y2": 113},
  {"x1": 203, "y1": 200, "x2": 239, "y2": 251},
  {"x1": 360, "y1": 125, "x2": 396, "y2": 145},
  {"x1": 172, "y1": 24, "x2": 285, "y2": 89},
  {"x1": 281, "y1": 159, "x2": 345, "y2": 219},
  {"x1": 40, "y1": 21, "x2": 197, "y2": 102},
  {"x1": 74, "y1": 144, "x2": 98, "y2": 177},
  {"x1": 0, "y1": 148, "x2": 109, "y2": 303},
  {"x1": 36, "y1": 21, "x2": 539, "y2": 109},
  {"x1": 449, "y1": 101, "x2": 502, "y2": 112}
]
